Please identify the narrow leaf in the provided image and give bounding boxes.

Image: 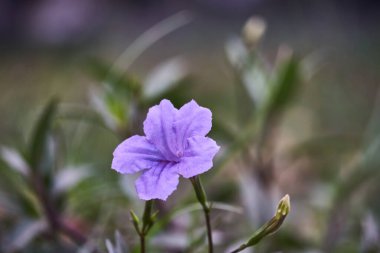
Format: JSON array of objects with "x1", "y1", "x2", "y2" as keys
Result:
[
  {"x1": 28, "y1": 98, "x2": 58, "y2": 173},
  {"x1": 143, "y1": 57, "x2": 188, "y2": 99},
  {"x1": 0, "y1": 146, "x2": 29, "y2": 176},
  {"x1": 266, "y1": 56, "x2": 300, "y2": 117}
]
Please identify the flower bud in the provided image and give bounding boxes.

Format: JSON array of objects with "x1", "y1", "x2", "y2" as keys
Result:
[
  {"x1": 277, "y1": 194, "x2": 291, "y2": 218},
  {"x1": 230, "y1": 194, "x2": 291, "y2": 253},
  {"x1": 129, "y1": 209, "x2": 140, "y2": 234},
  {"x1": 190, "y1": 176, "x2": 210, "y2": 212},
  {"x1": 242, "y1": 17, "x2": 266, "y2": 51}
]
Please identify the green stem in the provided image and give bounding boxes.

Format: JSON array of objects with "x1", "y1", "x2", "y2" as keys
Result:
[
  {"x1": 190, "y1": 176, "x2": 213, "y2": 253},
  {"x1": 230, "y1": 244, "x2": 247, "y2": 253},
  {"x1": 142, "y1": 200, "x2": 153, "y2": 234},
  {"x1": 140, "y1": 234, "x2": 145, "y2": 253},
  {"x1": 140, "y1": 200, "x2": 154, "y2": 253},
  {"x1": 130, "y1": 200, "x2": 154, "y2": 253},
  {"x1": 204, "y1": 209, "x2": 213, "y2": 253}
]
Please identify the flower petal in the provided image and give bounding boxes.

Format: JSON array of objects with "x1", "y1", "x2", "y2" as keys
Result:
[
  {"x1": 143, "y1": 99, "x2": 179, "y2": 161},
  {"x1": 112, "y1": 135, "x2": 163, "y2": 174},
  {"x1": 178, "y1": 136, "x2": 220, "y2": 178},
  {"x1": 135, "y1": 162, "x2": 179, "y2": 200},
  {"x1": 175, "y1": 100, "x2": 212, "y2": 152}
]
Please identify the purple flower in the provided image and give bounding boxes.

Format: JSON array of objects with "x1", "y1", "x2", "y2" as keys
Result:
[{"x1": 112, "y1": 99, "x2": 220, "y2": 201}]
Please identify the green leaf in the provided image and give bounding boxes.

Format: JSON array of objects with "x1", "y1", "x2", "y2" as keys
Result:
[
  {"x1": 28, "y1": 98, "x2": 58, "y2": 174},
  {"x1": 105, "y1": 92, "x2": 131, "y2": 124},
  {"x1": 265, "y1": 56, "x2": 300, "y2": 117},
  {"x1": 0, "y1": 159, "x2": 40, "y2": 217},
  {"x1": 86, "y1": 58, "x2": 141, "y2": 95}
]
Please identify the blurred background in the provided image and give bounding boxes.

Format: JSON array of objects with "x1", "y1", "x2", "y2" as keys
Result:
[{"x1": 1, "y1": 0, "x2": 380, "y2": 252}]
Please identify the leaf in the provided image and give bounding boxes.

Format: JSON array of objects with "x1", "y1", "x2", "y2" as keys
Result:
[
  {"x1": 58, "y1": 104, "x2": 112, "y2": 132},
  {"x1": 364, "y1": 90, "x2": 380, "y2": 145},
  {"x1": 86, "y1": 58, "x2": 141, "y2": 95},
  {"x1": 114, "y1": 230, "x2": 128, "y2": 253},
  {"x1": 4, "y1": 219, "x2": 48, "y2": 252},
  {"x1": 238, "y1": 170, "x2": 277, "y2": 227},
  {"x1": 225, "y1": 37, "x2": 249, "y2": 68},
  {"x1": 225, "y1": 37, "x2": 259, "y2": 122},
  {"x1": 0, "y1": 192, "x2": 21, "y2": 216},
  {"x1": 17, "y1": 187, "x2": 42, "y2": 218},
  {"x1": 141, "y1": 77, "x2": 193, "y2": 108},
  {"x1": 0, "y1": 161, "x2": 40, "y2": 217},
  {"x1": 362, "y1": 136, "x2": 380, "y2": 167},
  {"x1": 89, "y1": 89, "x2": 119, "y2": 131},
  {"x1": 0, "y1": 146, "x2": 29, "y2": 176},
  {"x1": 143, "y1": 57, "x2": 188, "y2": 99},
  {"x1": 105, "y1": 239, "x2": 116, "y2": 253},
  {"x1": 52, "y1": 165, "x2": 91, "y2": 195},
  {"x1": 361, "y1": 212, "x2": 380, "y2": 252},
  {"x1": 242, "y1": 62, "x2": 269, "y2": 107},
  {"x1": 105, "y1": 230, "x2": 129, "y2": 253},
  {"x1": 104, "y1": 91, "x2": 130, "y2": 125},
  {"x1": 28, "y1": 98, "x2": 59, "y2": 174},
  {"x1": 265, "y1": 56, "x2": 300, "y2": 117},
  {"x1": 173, "y1": 202, "x2": 243, "y2": 217},
  {"x1": 150, "y1": 201, "x2": 242, "y2": 238},
  {"x1": 110, "y1": 11, "x2": 192, "y2": 72}
]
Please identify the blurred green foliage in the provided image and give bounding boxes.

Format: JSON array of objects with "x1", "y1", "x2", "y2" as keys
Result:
[{"x1": 0, "y1": 13, "x2": 379, "y2": 253}]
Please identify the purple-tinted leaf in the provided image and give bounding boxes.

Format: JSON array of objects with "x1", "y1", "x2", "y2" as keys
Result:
[
  {"x1": 0, "y1": 147, "x2": 29, "y2": 176},
  {"x1": 5, "y1": 219, "x2": 47, "y2": 252},
  {"x1": 52, "y1": 165, "x2": 91, "y2": 195}
]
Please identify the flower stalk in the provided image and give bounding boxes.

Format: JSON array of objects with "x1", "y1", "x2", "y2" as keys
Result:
[
  {"x1": 190, "y1": 176, "x2": 213, "y2": 253},
  {"x1": 230, "y1": 194, "x2": 291, "y2": 253},
  {"x1": 130, "y1": 200, "x2": 156, "y2": 253}
]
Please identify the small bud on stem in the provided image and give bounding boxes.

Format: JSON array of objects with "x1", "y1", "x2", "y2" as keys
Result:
[
  {"x1": 230, "y1": 194, "x2": 291, "y2": 253},
  {"x1": 242, "y1": 16, "x2": 267, "y2": 51},
  {"x1": 129, "y1": 209, "x2": 140, "y2": 234},
  {"x1": 130, "y1": 200, "x2": 156, "y2": 253}
]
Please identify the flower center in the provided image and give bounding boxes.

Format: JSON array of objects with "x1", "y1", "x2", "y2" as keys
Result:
[{"x1": 176, "y1": 150, "x2": 183, "y2": 158}]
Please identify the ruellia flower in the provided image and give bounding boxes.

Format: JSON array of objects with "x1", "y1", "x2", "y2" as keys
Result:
[{"x1": 112, "y1": 99, "x2": 220, "y2": 200}]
